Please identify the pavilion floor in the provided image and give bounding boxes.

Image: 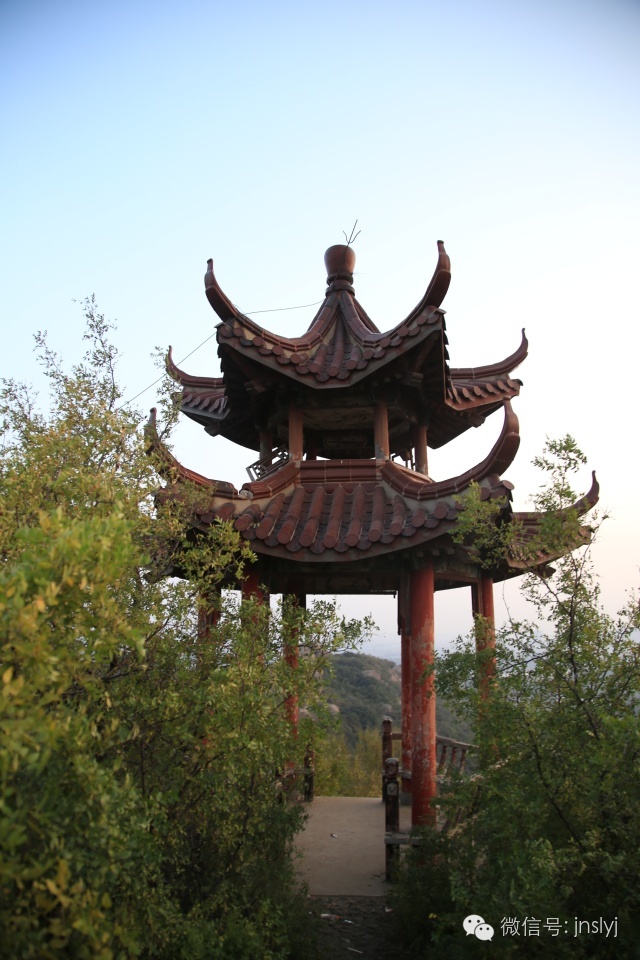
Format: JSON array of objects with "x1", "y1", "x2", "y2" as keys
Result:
[{"x1": 295, "y1": 796, "x2": 412, "y2": 897}]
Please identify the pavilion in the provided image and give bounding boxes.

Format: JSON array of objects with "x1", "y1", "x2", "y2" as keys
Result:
[{"x1": 147, "y1": 240, "x2": 598, "y2": 825}]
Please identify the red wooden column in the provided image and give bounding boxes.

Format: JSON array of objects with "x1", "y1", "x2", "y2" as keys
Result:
[
  {"x1": 410, "y1": 561, "x2": 437, "y2": 826},
  {"x1": 197, "y1": 588, "x2": 221, "y2": 666},
  {"x1": 241, "y1": 569, "x2": 265, "y2": 603},
  {"x1": 373, "y1": 399, "x2": 390, "y2": 460},
  {"x1": 289, "y1": 402, "x2": 304, "y2": 461},
  {"x1": 414, "y1": 424, "x2": 428, "y2": 476},
  {"x1": 398, "y1": 577, "x2": 412, "y2": 803},
  {"x1": 471, "y1": 577, "x2": 496, "y2": 698},
  {"x1": 197, "y1": 588, "x2": 221, "y2": 640},
  {"x1": 259, "y1": 429, "x2": 272, "y2": 465}
]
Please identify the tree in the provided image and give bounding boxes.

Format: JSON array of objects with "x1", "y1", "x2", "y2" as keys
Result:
[
  {"x1": 0, "y1": 301, "x2": 365, "y2": 959},
  {"x1": 392, "y1": 438, "x2": 640, "y2": 959}
]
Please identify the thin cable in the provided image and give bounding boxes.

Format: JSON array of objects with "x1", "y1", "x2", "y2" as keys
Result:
[
  {"x1": 244, "y1": 299, "x2": 322, "y2": 316},
  {"x1": 118, "y1": 377, "x2": 166, "y2": 410},
  {"x1": 119, "y1": 227, "x2": 360, "y2": 411},
  {"x1": 117, "y1": 297, "x2": 323, "y2": 409},
  {"x1": 118, "y1": 331, "x2": 217, "y2": 409}
]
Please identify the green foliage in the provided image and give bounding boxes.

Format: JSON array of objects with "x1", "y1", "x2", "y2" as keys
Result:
[
  {"x1": 314, "y1": 728, "x2": 382, "y2": 798},
  {"x1": 392, "y1": 437, "x2": 640, "y2": 959},
  {"x1": 0, "y1": 302, "x2": 363, "y2": 959},
  {"x1": 449, "y1": 480, "x2": 513, "y2": 571},
  {"x1": 313, "y1": 653, "x2": 473, "y2": 796},
  {"x1": 322, "y1": 652, "x2": 473, "y2": 745},
  {"x1": 323, "y1": 653, "x2": 401, "y2": 745}
]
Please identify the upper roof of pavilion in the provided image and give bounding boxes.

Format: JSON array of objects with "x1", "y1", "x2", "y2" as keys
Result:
[{"x1": 167, "y1": 242, "x2": 528, "y2": 453}]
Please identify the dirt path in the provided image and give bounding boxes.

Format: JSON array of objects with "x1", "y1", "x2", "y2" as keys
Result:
[{"x1": 308, "y1": 895, "x2": 414, "y2": 960}]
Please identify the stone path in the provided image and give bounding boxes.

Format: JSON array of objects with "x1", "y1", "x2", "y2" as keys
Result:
[{"x1": 296, "y1": 798, "x2": 415, "y2": 959}]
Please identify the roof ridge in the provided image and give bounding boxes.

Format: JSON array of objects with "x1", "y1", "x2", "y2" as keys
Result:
[
  {"x1": 165, "y1": 345, "x2": 224, "y2": 388},
  {"x1": 450, "y1": 329, "x2": 528, "y2": 380}
]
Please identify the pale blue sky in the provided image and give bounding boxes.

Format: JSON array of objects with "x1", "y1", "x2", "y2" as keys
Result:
[{"x1": 2, "y1": 0, "x2": 639, "y2": 657}]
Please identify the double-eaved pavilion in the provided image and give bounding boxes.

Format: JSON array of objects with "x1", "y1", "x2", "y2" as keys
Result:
[{"x1": 148, "y1": 241, "x2": 598, "y2": 827}]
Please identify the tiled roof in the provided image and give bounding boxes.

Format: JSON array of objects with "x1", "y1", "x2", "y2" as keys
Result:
[
  {"x1": 446, "y1": 330, "x2": 527, "y2": 412},
  {"x1": 214, "y1": 286, "x2": 446, "y2": 390},
  {"x1": 167, "y1": 241, "x2": 528, "y2": 451},
  {"x1": 150, "y1": 401, "x2": 520, "y2": 563},
  {"x1": 508, "y1": 471, "x2": 599, "y2": 570},
  {"x1": 164, "y1": 347, "x2": 228, "y2": 434},
  {"x1": 192, "y1": 467, "x2": 512, "y2": 562},
  {"x1": 145, "y1": 407, "x2": 235, "y2": 495},
  {"x1": 205, "y1": 242, "x2": 450, "y2": 390}
]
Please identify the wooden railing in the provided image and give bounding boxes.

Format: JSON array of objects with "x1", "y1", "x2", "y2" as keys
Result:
[
  {"x1": 381, "y1": 716, "x2": 475, "y2": 879},
  {"x1": 280, "y1": 745, "x2": 315, "y2": 803},
  {"x1": 381, "y1": 716, "x2": 472, "y2": 797},
  {"x1": 245, "y1": 446, "x2": 289, "y2": 481}
]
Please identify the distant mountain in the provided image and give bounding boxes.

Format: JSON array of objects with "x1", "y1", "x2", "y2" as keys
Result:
[{"x1": 324, "y1": 651, "x2": 473, "y2": 746}]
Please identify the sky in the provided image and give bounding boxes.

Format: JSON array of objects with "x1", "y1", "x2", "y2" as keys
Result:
[{"x1": 2, "y1": 0, "x2": 639, "y2": 660}]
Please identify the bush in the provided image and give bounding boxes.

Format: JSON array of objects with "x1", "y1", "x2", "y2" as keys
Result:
[
  {"x1": 0, "y1": 303, "x2": 365, "y2": 958},
  {"x1": 392, "y1": 439, "x2": 640, "y2": 958},
  {"x1": 314, "y1": 727, "x2": 382, "y2": 797}
]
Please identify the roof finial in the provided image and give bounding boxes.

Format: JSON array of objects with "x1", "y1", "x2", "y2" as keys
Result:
[{"x1": 324, "y1": 244, "x2": 356, "y2": 289}]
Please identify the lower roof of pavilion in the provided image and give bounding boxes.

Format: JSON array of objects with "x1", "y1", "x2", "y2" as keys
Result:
[{"x1": 147, "y1": 402, "x2": 599, "y2": 594}]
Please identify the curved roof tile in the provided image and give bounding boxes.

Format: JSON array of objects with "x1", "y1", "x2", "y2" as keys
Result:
[
  {"x1": 168, "y1": 241, "x2": 528, "y2": 448},
  {"x1": 166, "y1": 345, "x2": 223, "y2": 389},
  {"x1": 189, "y1": 471, "x2": 513, "y2": 563},
  {"x1": 144, "y1": 408, "x2": 237, "y2": 494},
  {"x1": 449, "y1": 329, "x2": 528, "y2": 380},
  {"x1": 148, "y1": 400, "x2": 518, "y2": 563},
  {"x1": 508, "y1": 472, "x2": 599, "y2": 570},
  {"x1": 208, "y1": 243, "x2": 449, "y2": 389}
]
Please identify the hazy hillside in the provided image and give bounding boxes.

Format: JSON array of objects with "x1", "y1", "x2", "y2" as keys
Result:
[{"x1": 324, "y1": 651, "x2": 474, "y2": 746}]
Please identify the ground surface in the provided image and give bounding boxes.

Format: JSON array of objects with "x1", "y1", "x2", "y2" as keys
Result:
[
  {"x1": 296, "y1": 798, "x2": 416, "y2": 958},
  {"x1": 295, "y1": 796, "x2": 411, "y2": 896},
  {"x1": 308, "y1": 895, "x2": 413, "y2": 960}
]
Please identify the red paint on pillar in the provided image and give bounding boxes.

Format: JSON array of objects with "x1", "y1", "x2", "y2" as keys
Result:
[
  {"x1": 414, "y1": 424, "x2": 428, "y2": 476},
  {"x1": 401, "y1": 627, "x2": 412, "y2": 798},
  {"x1": 288, "y1": 403, "x2": 304, "y2": 461},
  {"x1": 241, "y1": 569, "x2": 264, "y2": 603},
  {"x1": 471, "y1": 582, "x2": 480, "y2": 619},
  {"x1": 478, "y1": 576, "x2": 496, "y2": 697},
  {"x1": 480, "y1": 576, "x2": 495, "y2": 626},
  {"x1": 472, "y1": 578, "x2": 496, "y2": 695},
  {"x1": 410, "y1": 562, "x2": 436, "y2": 826},
  {"x1": 373, "y1": 399, "x2": 390, "y2": 460},
  {"x1": 197, "y1": 591, "x2": 221, "y2": 642},
  {"x1": 196, "y1": 589, "x2": 221, "y2": 667}
]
